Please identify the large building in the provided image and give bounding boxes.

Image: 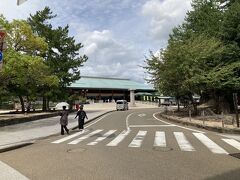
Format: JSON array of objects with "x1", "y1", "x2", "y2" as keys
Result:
[{"x1": 68, "y1": 76, "x2": 155, "y2": 103}]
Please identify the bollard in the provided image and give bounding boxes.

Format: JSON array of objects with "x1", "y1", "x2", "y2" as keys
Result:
[
  {"x1": 165, "y1": 106, "x2": 168, "y2": 114},
  {"x1": 222, "y1": 119, "x2": 224, "y2": 128},
  {"x1": 189, "y1": 109, "x2": 191, "y2": 122}
]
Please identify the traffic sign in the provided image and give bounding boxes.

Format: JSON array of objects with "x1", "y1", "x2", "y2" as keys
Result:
[
  {"x1": 0, "y1": 52, "x2": 2, "y2": 62},
  {"x1": 0, "y1": 51, "x2": 2, "y2": 69}
]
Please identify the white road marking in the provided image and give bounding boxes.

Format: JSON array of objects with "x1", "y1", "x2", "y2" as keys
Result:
[
  {"x1": 52, "y1": 113, "x2": 111, "y2": 143},
  {"x1": 193, "y1": 133, "x2": 228, "y2": 154},
  {"x1": 174, "y1": 132, "x2": 195, "y2": 151},
  {"x1": 129, "y1": 125, "x2": 175, "y2": 128},
  {"x1": 126, "y1": 113, "x2": 133, "y2": 131},
  {"x1": 222, "y1": 139, "x2": 240, "y2": 150},
  {"x1": 153, "y1": 112, "x2": 205, "y2": 133},
  {"x1": 51, "y1": 130, "x2": 89, "y2": 144},
  {"x1": 107, "y1": 130, "x2": 131, "y2": 146},
  {"x1": 152, "y1": 112, "x2": 172, "y2": 125},
  {"x1": 68, "y1": 129, "x2": 103, "y2": 145},
  {"x1": 138, "y1": 113, "x2": 146, "y2": 117},
  {"x1": 87, "y1": 130, "x2": 117, "y2": 146},
  {"x1": 154, "y1": 131, "x2": 166, "y2": 147},
  {"x1": 129, "y1": 131, "x2": 147, "y2": 148},
  {"x1": 0, "y1": 161, "x2": 29, "y2": 180}
]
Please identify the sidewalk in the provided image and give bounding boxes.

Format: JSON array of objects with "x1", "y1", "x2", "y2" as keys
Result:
[
  {"x1": 0, "y1": 102, "x2": 158, "y2": 152},
  {"x1": 0, "y1": 110, "x2": 112, "y2": 152}
]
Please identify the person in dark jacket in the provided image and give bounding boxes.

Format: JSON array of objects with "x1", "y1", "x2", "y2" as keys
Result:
[
  {"x1": 59, "y1": 106, "x2": 69, "y2": 135},
  {"x1": 75, "y1": 105, "x2": 88, "y2": 130}
]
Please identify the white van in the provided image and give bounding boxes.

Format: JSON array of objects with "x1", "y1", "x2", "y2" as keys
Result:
[{"x1": 116, "y1": 100, "x2": 128, "y2": 111}]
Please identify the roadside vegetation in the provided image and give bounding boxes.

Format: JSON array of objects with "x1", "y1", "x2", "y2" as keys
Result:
[
  {"x1": 145, "y1": 0, "x2": 240, "y2": 115},
  {"x1": 0, "y1": 7, "x2": 87, "y2": 112}
]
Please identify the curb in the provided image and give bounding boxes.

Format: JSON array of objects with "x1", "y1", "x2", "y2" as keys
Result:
[
  {"x1": 0, "y1": 141, "x2": 35, "y2": 153},
  {"x1": 0, "y1": 110, "x2": 78, "y2": 127},
  {"x1": 158, "y1": 113, "x2": 240, "y2": 134},
  {"x1": 0, "y1": 112, "x2": 60, "y2": 127}
]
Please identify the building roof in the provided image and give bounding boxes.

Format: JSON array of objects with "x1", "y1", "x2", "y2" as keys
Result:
[{"x1": 68, "y1": 76, "x2": 154, "y2": 91}]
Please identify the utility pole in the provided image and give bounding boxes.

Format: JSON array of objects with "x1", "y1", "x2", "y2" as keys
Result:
[{"x1": 233, "y1": 93, "x2": 239, "y2": 127}]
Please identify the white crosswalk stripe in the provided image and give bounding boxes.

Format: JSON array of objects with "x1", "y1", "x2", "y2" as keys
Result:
[
  {"x1": 107, "y1": 130, "x2": 131, "y2": 147},
  {"x1": 68, "y1": 129, "x2": 103, "y2": 145},
  {"x1": 154, "y1": 131, "x2": 166, "y2": 147},
  {"x1": 129, "y1": 131, "x2": 147, "y2": 147},
  {"x1": 52, "y1": 130, "x2": 89, "y2": 144},
  {"x1": 193, "y1": 133, "x2": 228, "y2": 154},
  {"x1": 51, "y1": 129, "x2": 240, "y2": 155},
  {"x1": 87, "y1": 130, "x2": 117, "y2": 146},
  {"x1": 174, "y1": 132, "x2": 195, "y2": 151},
  {"x1": 222, "y1": 139, "x2": 240, "y2": 150}
]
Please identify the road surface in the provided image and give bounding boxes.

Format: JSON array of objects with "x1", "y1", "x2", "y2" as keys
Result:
[{"x1": 1, "y1": 108, "x2": 240, "y2": 180}]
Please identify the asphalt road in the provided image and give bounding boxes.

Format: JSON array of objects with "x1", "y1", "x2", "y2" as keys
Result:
[{"x1": 1, "y1": 108, "x2": 240, "y2": 180}]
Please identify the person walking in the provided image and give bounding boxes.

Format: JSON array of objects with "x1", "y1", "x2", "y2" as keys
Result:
[
  {"x1": 75, "y1": 105, "x2": 88, "y2": 131},
  {"x1": 60, "y1": 106, "x2": 69, "y2": 135}
]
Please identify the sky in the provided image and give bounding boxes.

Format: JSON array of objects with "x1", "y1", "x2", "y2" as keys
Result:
[{"x1": 0, "y1": 0, "x2": 192, "y2": 83}]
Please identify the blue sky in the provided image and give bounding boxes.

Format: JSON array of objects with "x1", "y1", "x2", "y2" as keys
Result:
[{"x1": 0, "y1": 0, "x2": 192, "y2": 83}]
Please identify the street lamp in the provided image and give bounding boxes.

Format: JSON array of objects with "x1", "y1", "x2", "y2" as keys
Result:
[{"x1": 17, "y1": 0, "x2": 28, "y2": 5}]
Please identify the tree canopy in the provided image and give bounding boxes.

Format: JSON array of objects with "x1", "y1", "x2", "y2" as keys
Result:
[
  {"x1": 0, "y1": 7, "x2": 87, "y2": 112},
  {"x1": 145, "y1": 0, "x2": 240, "y2": 113}
]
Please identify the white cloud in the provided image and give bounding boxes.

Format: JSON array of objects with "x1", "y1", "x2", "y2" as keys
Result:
[
  {"x1": 0, "y1": 0, "x2": 191, "y2": 83},
  {"x1": 75, "y1": 28, "x2": 146, "y2": 82},
  {"x1": 142, "y1": 0, "x2": 192, "y2": 41}
]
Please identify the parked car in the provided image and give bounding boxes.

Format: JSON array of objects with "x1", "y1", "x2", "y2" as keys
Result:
[{"x1": 116, "y1": 100, "x2": 128, "y2": 111}]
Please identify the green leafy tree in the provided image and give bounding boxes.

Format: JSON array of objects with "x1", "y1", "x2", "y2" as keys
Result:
[
  {"x1": 144, "y1": 0, "x2": 240, "y2": 114},
  {"x1": 0, "y1": 16, "x2": 58, "y2": 112},
  {"x1": 2, "y1": 50, "x2": 59, "y2": 112},
  {"x1": 28, "y1": 7, "x2": 88, "y2": 110}
]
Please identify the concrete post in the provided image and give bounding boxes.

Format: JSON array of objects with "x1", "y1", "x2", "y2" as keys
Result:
[{"x1": 129, "y1": 89, "x2": 136, "y2": 107}]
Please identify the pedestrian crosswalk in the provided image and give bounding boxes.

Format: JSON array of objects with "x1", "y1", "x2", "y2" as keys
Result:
[
  {"x1": 193, "y1": 133, "x2": 228, "y2": 154},
  {"x1": 51, "y1": 129, "x2": 240, "y2": 155},
  {"x1": 128, "y1": 131, "x2": 147, "y2": 148},
  {"x1": 174, "y1": 132, "x2": 195, "y2": 152}
]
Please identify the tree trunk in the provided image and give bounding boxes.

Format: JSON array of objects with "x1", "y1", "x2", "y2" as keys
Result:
[
  {"x1": 177, "y1": 99, "x2": 180, "y2": 112},
  {"x1": 42, "y1": 96, "x2": 47, "y2": 112},
  {"x1": 46, "y1": 97, "x2": 50, "y2": 111},
  {"x1": 189, "y1": 94, "x2": 198, "y2": 115},
  {"x1": 26, "y1": 96, "x2": 31, "y2": 112},
  {"x1": 19, "y1": 95, "x2": 25, "y2": 113}
]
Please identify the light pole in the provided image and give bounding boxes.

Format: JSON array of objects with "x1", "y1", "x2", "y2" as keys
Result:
[{"x1": 17, "y1": 0, "x2": 28, "y2": 5}]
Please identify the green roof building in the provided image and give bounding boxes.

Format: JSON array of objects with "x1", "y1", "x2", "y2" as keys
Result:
[{"x1": 68, "y1": 76, "x2": 155, "y2": 103}]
